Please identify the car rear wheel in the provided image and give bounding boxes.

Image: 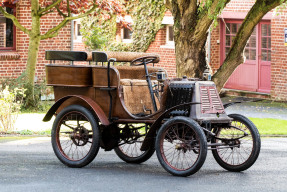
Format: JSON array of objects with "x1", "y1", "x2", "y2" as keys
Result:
[{"x1": 51, "y1": 105, "x2": 100, "y2": 168}]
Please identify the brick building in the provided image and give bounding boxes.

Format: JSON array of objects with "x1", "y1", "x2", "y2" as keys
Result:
[
  {"x1": 210, "y1": 1, "x2": 287, "y2": 101},
  {"x1": 111, "y1": 2, "x2": 287, "y2": 101},
  {"x1": 0, "y1": 1, "x2": 71, "y2": 81},
  {"x1": 1, "y1": 1, "x2": 287, "y2": 101},
  {"x1": 124, "y1": 2, "x2": 287, "y2": 101}
]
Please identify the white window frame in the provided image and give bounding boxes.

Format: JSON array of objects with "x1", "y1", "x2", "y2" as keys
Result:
[
  {"x1": 166, "y1": 25, "x2": 175, "y2": 46},
  {"x1": 121, "y1": 27, "x2": 133, "y2": 43},
  {"x1": 73, "y1": 19, "x2": 82, "y2": 42},
  {"x1": 121, "y1": 28, "x2": 133, "y2": 43}
]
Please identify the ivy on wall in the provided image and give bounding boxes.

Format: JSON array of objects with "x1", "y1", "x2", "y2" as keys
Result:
[
  {"x1": 80, "y1": 15, "x2": 117, "y2": 51},
  {"x1": 128, "y1": 0, "x2": 166, "y2": 52},
  {"x1": 81, "y1": 0, "x2": 166, "y2": 52}
]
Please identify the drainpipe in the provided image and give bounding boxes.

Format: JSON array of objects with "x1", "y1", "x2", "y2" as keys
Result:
[
  {"x1": 71, "y1": 18, "x2": 74, "y2": 51},
  {"x1": 207, "y1": 28, "x2": 211, "y2": 66},
  {"x1": 70, "y1": 16, "x2": 74, "y2": 65}
]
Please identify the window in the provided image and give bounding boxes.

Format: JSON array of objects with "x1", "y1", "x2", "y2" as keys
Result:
[
  {"x1": 166, "y1": 25, "x2": 174, "y2": 46},
  {"x1": 121, "y1": 27, "x2": 132, "y2": 43},
  {"x1": 0, "y1": 6, "x2": 16, "y2": 50},
  {"x1": 77, "y1": 23, "x2": 81, "y2": 36},
  {"x1": 261, "y1": 24, "x2": 271, "y2": 61},
  {"x1": 245, "y1": 28, "x2": 257, "y2": 61},
  {"x1": 223, "y1": 21, "x2": 270, "y2": 62},
  {"x1": 73, "y1": 19, "x2": 82, "y2": 42}
]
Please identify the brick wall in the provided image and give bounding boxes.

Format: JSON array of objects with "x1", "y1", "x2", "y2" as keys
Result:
[
  {"x1": 114, "y1": 22, "x2": 177, "y2": 78},
  {"x1": 224, "y1": 0, "x2": 255, "y2": 12},
  {"x1": 270, "y1": 9, "x2": 287, "y2": 101},
  {"x1": 146, "y1": 27, "x2": 176, "y2": 78},
  {"x1": 0, "y1": 23, "x2": 4, "y2": 47},
  {"x1": 210, "y1": 25, "x2": 220, "y2": 72},
  {"x1": 145, "y1": 10, "x2": 177, "y2": 78},
  {"x1": 0, "y1": 0, "x2": 71, "y2": 80}
]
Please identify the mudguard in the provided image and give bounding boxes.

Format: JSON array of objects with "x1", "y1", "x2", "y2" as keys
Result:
[{"x1": 42, "y1": 95, "x2": 110, "y2": 126}]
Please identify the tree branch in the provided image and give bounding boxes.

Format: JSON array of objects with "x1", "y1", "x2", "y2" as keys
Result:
[
  {"x1": 0, "y1": 7, "x2": 30, "y2": 35},
  {"x1": 55, "y1": 6, "x2": 68, "y2": 17},
  {"x1": 193, "y1": 0, "x2": 229, "y2": 41},
  {"x1": 42, "y1": 31, "x2": 59, "y2": 39},
  {"x1": 38, "y1": 0, "x2": 63, "y2": 15},
  {"x1": 40, "y1": 10, "x2": 55, "y2": 16},
  {"x1": 164, "y1": 0, "x2": 172, "y2": 9},
  {"x1": 67, "y1": 0, "x2": 71, "y2": 17},
  {"x1": 41, "y1": 1, "x2": 98, "y2": 40}
]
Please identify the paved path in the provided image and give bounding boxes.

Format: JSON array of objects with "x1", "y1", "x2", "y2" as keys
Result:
[
  {"x1": 14, "y1": 113, "x2": 54, "y2": 132},
  {"x1": 222, "y1": 97, "x2": 287, "y2": 120},
  {"x1": 0, "y1": 137, "x2": 286, "y2": 192}
]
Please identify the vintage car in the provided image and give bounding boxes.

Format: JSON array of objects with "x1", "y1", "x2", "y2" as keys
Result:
[{"x1": 43, "y1": 50, "x2": 261, "y2": 177}]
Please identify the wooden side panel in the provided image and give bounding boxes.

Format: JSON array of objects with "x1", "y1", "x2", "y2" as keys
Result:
[{"x1": 46, "y1": 65, "x2": 92, "y2": 87}]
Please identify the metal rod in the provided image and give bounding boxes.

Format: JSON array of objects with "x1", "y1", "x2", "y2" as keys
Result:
[
  {"x1": 107, "y1": 60, "x2": 112, "y2": 122},
  {"x1": 144, "y1": 59, "x2": 157, "y2": 112}
]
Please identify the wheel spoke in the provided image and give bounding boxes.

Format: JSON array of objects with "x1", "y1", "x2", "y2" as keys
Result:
[{"x1": 62, "y1": 122, "x2": 76, "y2": 130}]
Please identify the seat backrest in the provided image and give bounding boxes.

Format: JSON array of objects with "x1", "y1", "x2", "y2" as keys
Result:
[
  {"x1": 45, "y1": 51, "x2": 88, "y2": 61},
  {"x1": 92, "y1": 52, "x2": 108, "y2": 62}
]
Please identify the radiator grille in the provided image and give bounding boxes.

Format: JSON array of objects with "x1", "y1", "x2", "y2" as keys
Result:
[
  {"x1": 200, "y1": 86, "x2": 224, "y2": 114},
  {"x1": 166, "y1": 83, "x2": 194, "y2": 114}
]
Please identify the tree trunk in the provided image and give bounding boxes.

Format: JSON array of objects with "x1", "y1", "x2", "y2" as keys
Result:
[
  {"x1": 169, "y1": 0, "x2": 229, "y2": 79},
  {"x1": 26, "y1": 0, "x2": 40, "y2": 86},
  {"x1": 175, "y1": 31, "x2": 207, "y2": 78},
  {"x1": 26, "y1": 32, "x2": 41, "y2": 86}
]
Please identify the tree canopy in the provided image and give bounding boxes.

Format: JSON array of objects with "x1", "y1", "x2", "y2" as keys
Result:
[
  {"x1": 0, "y1": 0, "x2": 125, "y2": 107},
  {"x1": 165, "y1": 0, "x2": 287, "y2": 91}
]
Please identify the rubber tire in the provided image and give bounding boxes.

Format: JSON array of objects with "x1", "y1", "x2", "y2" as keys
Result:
[
  {"x1": 114, "y1": 143, "x2": 155, "y2": 164},
  {"x1": 212, "y1": 114, "x2": 261, "y2": 172},
  {"x1": 155, "y1": 116, "x2": 207, "y2": 177},
  {"x1": 51, "y1": 105, "x2": 100, "y2": 168}
]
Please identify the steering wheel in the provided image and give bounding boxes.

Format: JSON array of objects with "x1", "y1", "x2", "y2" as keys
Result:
[{"x1": 130, "y1": 56, "x2": 158, "y2": 66}]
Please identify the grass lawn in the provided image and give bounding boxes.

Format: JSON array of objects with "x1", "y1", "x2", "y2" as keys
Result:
[{"x1": 250, "y1": 118, "x2": 287, "y2": 135}]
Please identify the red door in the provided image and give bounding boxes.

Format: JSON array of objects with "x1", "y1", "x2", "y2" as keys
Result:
[
  {"x1": 258, "y1": 22, "x2": 271, "y2": 93},
  {"x1": 222, "y1": 20, "x2": 271, "y2": 93}
]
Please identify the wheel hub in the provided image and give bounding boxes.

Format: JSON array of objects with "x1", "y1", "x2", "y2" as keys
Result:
[
  {"x1": 175, "y1": 143, "x2": 191, "y2": 153},
  {"x1": 222, "y1": 139, "x2": 241, "y2": 150},
  {"x1": 70, "y1": 126, "x2": 89, "y2": 146}
]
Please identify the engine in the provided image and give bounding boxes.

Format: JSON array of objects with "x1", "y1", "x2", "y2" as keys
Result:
[{"x1": 165, "y1": 78, "x2": 231, "y2": 124}]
